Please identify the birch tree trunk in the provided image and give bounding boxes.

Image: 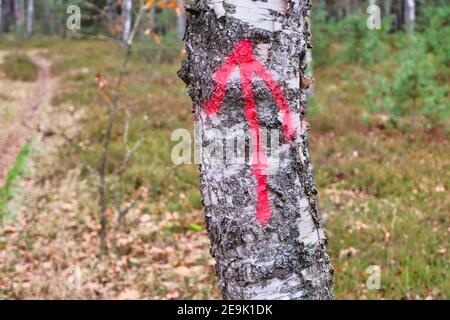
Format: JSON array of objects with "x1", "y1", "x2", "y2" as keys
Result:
[
  {"x1": 179, "y1": 0, "x2": 334, "y2": 300},
  {"x1": 383, "y1": 0, "x2": 391, "y2": 16},
  {"x1": 14, "y1": 0, "x2": 25, "y2": 36},
  {"x1": 0, "y1": 0, "x2": 3, "y2": 35},
  {"x1": 305, "y1": 5, "x2": 313, "y2": 98},
  {"x1": 26, "y1": 0, "x2": 33, "y2": 37},
  {"x1": 305, "y1": 48, "x2": 313, "y2": 97},
  {"x1": 122, "y1": 0, "x2": 132, "y2": 43},
  {"x1": 176, "y1": 0, "x2": 186, "y2": 41},
  {"x1": 404, "y1": 0, "x2": 415, "y2": 35}
]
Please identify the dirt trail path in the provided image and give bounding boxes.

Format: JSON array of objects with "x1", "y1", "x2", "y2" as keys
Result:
[{"x1": 0, "y1": 52, "x2": 52, "y2": 186}]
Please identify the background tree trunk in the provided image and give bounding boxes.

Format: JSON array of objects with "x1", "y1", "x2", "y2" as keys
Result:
[
  {"x1": 106, "y1": 0, "x2": 115, "y2": 32},
  {"x1": 3, "y1": 0, "x2": 12, "y2": 33},
  {"x1": 383, "y1": 0, "x2": 392, "y2": 16},
  {"x1": 179, "y1": 0, "x2": 334, "y2": 300},
  {"x1": 395, "y1": 0, "x2": 405, "y2": 30},
  {"x1": 122, "y1": 0, "x2": 132, "y2": 43},
  {"x1": 26, "y1": 0, "x2": 33, "y2": 37},
  {"x1": 44, "y1": 0, "x2": 55, "y2": 35},
  {"x1": 176, "y1": 0, "x2": 186, "y2": 41},
  {"x1": 0, "y1": 0, "x2": 3, "y2": 35},
  {"x1": 405, "y1": 0, "x2": 415, "y2": 34},
  {"x1": 14, "y1": 0, "x2": 25, "y2": 36}
]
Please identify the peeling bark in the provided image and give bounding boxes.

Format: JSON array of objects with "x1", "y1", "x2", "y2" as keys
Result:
[{"x1": 179, "y1": 0, "x2": 334, "y2": 300}]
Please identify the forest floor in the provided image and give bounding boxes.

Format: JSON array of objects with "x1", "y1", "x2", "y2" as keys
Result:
[
  {"x1": 0, "y1": 37, "x2": 448, "y2": 300},
  {"x1": 0, "y1": 51, "x2": 53, "y2": 186}
]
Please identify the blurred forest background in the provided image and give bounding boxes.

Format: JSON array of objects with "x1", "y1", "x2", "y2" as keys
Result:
[{"x1": 0, "y1": 0, "x2": 448, "y2": 299}]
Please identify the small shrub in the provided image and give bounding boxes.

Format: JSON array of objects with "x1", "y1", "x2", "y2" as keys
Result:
[
  {"x1": 337, "y1": 13, "x2": 392, "y2": 65},
  {"x1": 1, "y1": 54, "x2": 38, "y2": 82},
  {"x1": 418, "y1": 5, "x2": 450, "y2": 68},
  {"x1": 310, "y1": 0, "x2": 337, "y2": 68},
  {"x1": 368, "y1": 36, "x2": 448, "y2": 127}
]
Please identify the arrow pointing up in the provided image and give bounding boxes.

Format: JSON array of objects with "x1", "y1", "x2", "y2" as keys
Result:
[{"x1": 204, "y1": 39, "x2": 297, "y2": 224}]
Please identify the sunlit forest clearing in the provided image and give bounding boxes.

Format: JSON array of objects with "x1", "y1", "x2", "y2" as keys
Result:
[{"x1": 0, "y1": 0, "x2": 449, "y2": 300}]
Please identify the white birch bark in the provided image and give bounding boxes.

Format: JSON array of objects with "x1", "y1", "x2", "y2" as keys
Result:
[
  {"x1": 26, "y1": 0, "x2": 33, "y2": 37},
  {"x1": 176, "y1": 0, "x2": 186, "y2": 41},
  {"x1": 405, "y1": 0, "x2": 415, "y2": 34},
  {"x1": 305, "y1": 48, "x2": 314, "y2": 97},
  {"x1": 122, "y1": 0, "x2": 132, "y2": 43},
  {"x1": 179, "y1": 0, "x2": 334, "y2": 300}
]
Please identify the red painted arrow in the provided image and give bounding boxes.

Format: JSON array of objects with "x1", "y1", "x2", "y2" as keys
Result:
[{"x1": 204, "y1": 39, "x2": 296, "y2": 224}]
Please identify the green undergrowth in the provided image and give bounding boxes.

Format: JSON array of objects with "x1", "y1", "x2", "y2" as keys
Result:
[{"x1": 0, "y1": 54, "x2": 38, "y2": 82}]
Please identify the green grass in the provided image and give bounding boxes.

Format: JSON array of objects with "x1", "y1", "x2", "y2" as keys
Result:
[
  {"x1": 0, "y1": 142, "x2": 31, "y2": 217},
  {"x1": 1, "y1": 53, "x2": 38, "y2": 81}
]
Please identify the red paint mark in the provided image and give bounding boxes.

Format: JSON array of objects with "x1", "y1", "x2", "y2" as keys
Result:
[{"x1": 204, "y1": 39, "x2": 297, "y2": 225}]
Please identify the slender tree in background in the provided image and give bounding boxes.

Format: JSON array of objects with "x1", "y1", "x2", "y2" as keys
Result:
[
  {"x1": 106, "y1": 0, "x2": 116, "y2": 31},
  {"x1": 179, "y1": 0, "x2": 334, "y2": 299},
  {"x1": 176, "y1": 0, "x2": 185, "y2": 41},
  {"x1": 395, "y1": 0, "x2": 405, "y2": 30},
  {"x1": 405, "y1": 0, "x2": 415, "y2": 34},
  {"x1": 44, "y1": 0, "x2": 55, "y2": 35},
  {"x1": 14, "y1": 0, "x2": 25, "y2": 35},
  {"x1": 148, "y1": 5, "x2": 156, "y2": 27},
  {"x1": 122, "y1": 0, "x2": 132, "y2": 43},
  {"x1": 2, "y1": 0, "x2": 12, "y2": 34},
  {"x1": 383, "y1": 0, "x2": 392, "y2": 15},
  {"x1": 26, "y1": 0, "x2": 34, "y2": 37},
  {"x1": 305, "y1": 2, "x2": 315, "y2": 97},
  {"x1": 0, "y1": 0, "x2": 3, "y2": 35}
]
